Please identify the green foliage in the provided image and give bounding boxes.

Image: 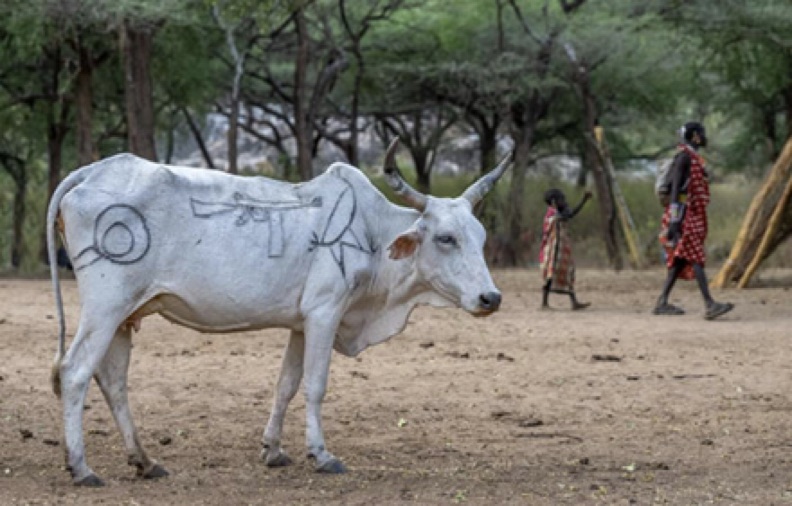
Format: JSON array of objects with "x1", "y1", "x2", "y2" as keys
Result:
[
  {"x1": 2, "y1": 0, "x2": 792, "y2": 269},
  {"x1": 663, "y1": 0, "x2": 792, "y2": 170},
  {"x1": 154, "y1": 21, "x2": 225, "y2": 110}
]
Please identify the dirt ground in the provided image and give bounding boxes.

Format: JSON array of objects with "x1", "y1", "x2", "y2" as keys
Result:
[{"x1": 2, "y1": 268, "x2": 792, "y2": 505}]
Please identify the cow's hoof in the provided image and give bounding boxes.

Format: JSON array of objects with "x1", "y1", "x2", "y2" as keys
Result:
[
  {"x1": 74, "y1": 473, "x2": 105, "y2": 487},
  {"x1": 142, "y1": 463, "x2": 170, "y2": 480},
  {"x1": 262, "y1": 449, "x2": 293, "y2": 467},
  {"x1": 316, "y1": 457, "x2": 346, "y2": 474}
]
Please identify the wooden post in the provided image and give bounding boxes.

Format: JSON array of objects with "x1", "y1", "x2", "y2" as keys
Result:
[
  {"x1": 711, "y1": 136, "x2": 792, "y2": 287},
  {"x1": 736, "y1": 171, "x2": 792, "y2": 287},
  {"x1": 591, "y1": 127, "x2": 643, "y2": 268}
]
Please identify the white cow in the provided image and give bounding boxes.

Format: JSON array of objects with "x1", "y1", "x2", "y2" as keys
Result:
[{"x1": 47, "y1": 139, "x2": 509, "y2": 486}]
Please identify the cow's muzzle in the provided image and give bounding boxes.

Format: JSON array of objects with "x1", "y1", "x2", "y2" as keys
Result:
[{"x1": 475, "y1": 291, "x2": 501, "y2": 316}]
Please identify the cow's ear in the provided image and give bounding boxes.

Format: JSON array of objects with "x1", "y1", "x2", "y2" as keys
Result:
[{"x1": 388, "y1": 229, "x2": 421, "y2": 260}]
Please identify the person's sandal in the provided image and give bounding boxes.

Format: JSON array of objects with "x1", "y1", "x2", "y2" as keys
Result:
[
  {"x1": 572, "y1": 301, "x2": 591, "y2": 311},
  {"x1": 652, "y1": 303, "x2": 685, "y2": 315},
  {"x1": 704, "y1": 302, "x2": 734, "y2": 320}
]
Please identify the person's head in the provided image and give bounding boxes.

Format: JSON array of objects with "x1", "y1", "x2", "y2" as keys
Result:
[
  {"x1": 544, "y1": 188, "x2": 567, "y2": 210},
  {"x1": 681, "y1": 122, "x2": 708, "y2": 148}
]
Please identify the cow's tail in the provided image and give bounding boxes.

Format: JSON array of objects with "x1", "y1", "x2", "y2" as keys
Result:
[{"x1": 48, "y1": 166, "x2": 92, "y2": 398}]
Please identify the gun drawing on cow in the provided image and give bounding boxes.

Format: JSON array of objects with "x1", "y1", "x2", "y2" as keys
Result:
[
  {"x1": 190, "y1": 191, "x2": 323, "y2": 225},
  {"x1": 190, "y1": 192, "x2": 323, "y2": 257}
]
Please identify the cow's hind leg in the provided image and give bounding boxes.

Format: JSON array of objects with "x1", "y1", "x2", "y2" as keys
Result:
[
  {"x1": 94, "y1": 327, "x2": 168, "y2": 480},
  {"x1": 60, "y1": 319, "x2": 121, "y2": 486},
  {"x1": 262, "y1": 330, "x2": 305, "y2": 467}
]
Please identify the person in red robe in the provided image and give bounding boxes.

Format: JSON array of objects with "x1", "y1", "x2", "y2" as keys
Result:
[
  {"x1": 539, "y1": 188, "x2": 592, "y2": 310},
  {"x1": 654, "y1": 122, "x2": 734, "y2": 320}
]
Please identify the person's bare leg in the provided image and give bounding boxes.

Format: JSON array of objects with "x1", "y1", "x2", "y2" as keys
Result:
[
  {"x1": 693, "y1": 263, "x2": 734, "y2": 320},
  {"x1": 541, "y1": 280, "x2": 552, "y2": 309},
  {"x1": 569, "y1": 291, "x2": 590, "y2": 310},
  {"x1": 653, "y1": 258, "x2": 686, "y2": 315},
  {"x1": 692, "y1": 263, "x2": 714, "y2": 306}
]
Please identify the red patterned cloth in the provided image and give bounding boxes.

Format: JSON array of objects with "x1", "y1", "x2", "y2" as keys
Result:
[
  {"x1": 659, "y1": 143, "x2": 710, "y2": 280},
  {"x1": 539, "y1": 207, "x2": 575, "y2": 291}
]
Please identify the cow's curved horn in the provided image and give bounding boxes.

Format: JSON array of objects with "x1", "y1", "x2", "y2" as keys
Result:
[
  {"x1": 461, "y1": 152, "x2": 512, "y2": 207},
  {"x1": 383, "y1": 138, "x2": 427, "y2": 212}
]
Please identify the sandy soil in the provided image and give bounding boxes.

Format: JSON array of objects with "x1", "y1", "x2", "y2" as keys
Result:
[{"x1": 2, "y1": 269, "x2": 792, "y2": 505}]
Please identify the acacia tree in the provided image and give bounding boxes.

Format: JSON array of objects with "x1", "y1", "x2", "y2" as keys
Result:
[
  {"x1": 409, "y1": 0, "x2": 683, "y2": 266},
  {"x1": 376, "y1": 0, "x2": 574, "y2": 263},
  {"x1": 241, "y1": 0, "x2": 355, "y2": 180},
  {"x1": 358, "y1": 2, "x2": 465, "y2": 193},
  {"x1": 555, "y1": 0, "x2": 680, "y2": 269},
  {"x1": 119, "y1": 19, "x2": 158, "y2": 160},
  {"x1": 72, "y1": 33, "x2": 110, "y2": 166},
  {"x1": 662, "y1": 0, "x2": 792, "y2": 169},
  {"x1": 420, "y1": 0, "x2": 509, "y2": 176},
  {"x1": 0, "y1": 1, "x2": 77, "y2": 264},
  {"x1": 103, "y1": 1, "x2": 203, "y2": 161},
  {"x1": 211, "y1": 0, "x2": 266, "y2": 173},
  {"x1": 374, "y1": 105, "x2": 457, "y2": 193},
  {"x1": 326, "y1": 0, "x2": 404, "y2": 166},
  {"x1": 232, "y1": 0, "x2": 409, "y2": 181}
]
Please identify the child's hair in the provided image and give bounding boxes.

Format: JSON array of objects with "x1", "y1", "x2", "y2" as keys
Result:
[{"x1": 544, "y1": 188, "x2": 565, "y2": 206}]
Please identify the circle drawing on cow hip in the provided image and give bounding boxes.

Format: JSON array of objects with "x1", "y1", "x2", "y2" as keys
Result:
[
  {"x1": 73, "y1": 204, "x2": 151, "y2": 270},
  {"x1": 100, "y1": 222, "x2": 135, "y2": 258}
]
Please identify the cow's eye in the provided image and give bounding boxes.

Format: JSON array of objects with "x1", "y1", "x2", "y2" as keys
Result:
[{"x1": 435, "y1": 234, "x2": 457, "y2": 246}]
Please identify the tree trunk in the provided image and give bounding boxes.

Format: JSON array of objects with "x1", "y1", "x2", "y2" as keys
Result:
[
  {"x1": 577, "y1": 61, "x2": 621, "y2": 269},
  {"x1": 585, "y1": 133, "x2": 621, "y2": 269},
  {"x1": 501, "y1": 90, "x2": 549, "y2": 267},
  {"x1": 501, "y1": 123, "x2": 533, "y2": 266},
  {"x1": 11, "y1": 175, "x2": 25, "y2": 268},
  {"x1": 0, "y1": 153, "x2": 27, "y2": 268},
  {"x1": 181, "y1": 107, "x2": 215, "y2": 169},
  {"x1": 165, "y1": 111, "x2": 176, "y2": 164},
  {"x1": 41, "y1": 117, "x2": 68, "y2": 264},
  {"x1": 762, "y1": 106, "x2": 779, "y2": 162},
  {"x1": 561, "y1": 40, "x2": 621, "y2": 268},
  {"x1": 227, "y1": 99, "x2": 240, "y2": 174},
  {"x1": 347, "y1": 56, "x2": 363, "y2": 167},
  {"x1": 47, "y1": 126, "x2": 65, "y2": 206},
  {"x1": 479, "y1": 121, "x2": 498, "y2": 175},
  {"x1": 120, "y1": 20, "x2": 157, "y2": 160},
  {"x1": 1, "y1": 158, "x2": 27, "y2": 269},
  {"x1": 784, "y1": 80, "x2": 792, "y2": 140},
  {"x1": 40, "y1": 43, "x2": 70, "y2": 264},
  {"x1": 411, "y1": 147, "x2": 431, "y2": 194},
  {"x1": 214, "y1": 5, "x2": 248, "y2": 175},
  {"x1": 75, "y1": 41, "x2": 94, "y2": 167},
  {"x1": 576, "y1": 137, "x2": 589, "y2": 187},
  {"x1": 293, "y1": 8, "x2": 312, "y2": 181}
]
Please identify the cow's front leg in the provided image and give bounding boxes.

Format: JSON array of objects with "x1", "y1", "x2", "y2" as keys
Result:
[
  {"x1": 262, "y1": 330, "x2": 305, "y2": 467},
  {"x1": 303, "y1": 313, "x2": 346, "y2": 473}
]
